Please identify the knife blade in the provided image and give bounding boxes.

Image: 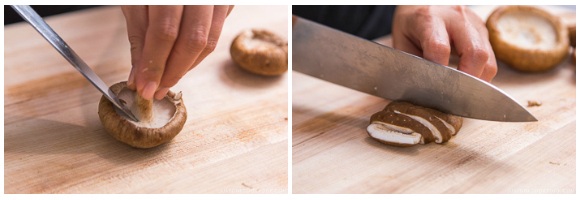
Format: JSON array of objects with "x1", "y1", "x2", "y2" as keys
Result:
[
  {"x1": 292, "y1": 16, "x2": 536, "y2": 122},
  {"x1": 12, "y1": 5, "x2": 139, "y2": 122}
]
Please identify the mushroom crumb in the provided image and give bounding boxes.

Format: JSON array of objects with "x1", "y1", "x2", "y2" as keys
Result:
[{"x1": 527, "y1": 100, "x2": 542, "y2": 107}]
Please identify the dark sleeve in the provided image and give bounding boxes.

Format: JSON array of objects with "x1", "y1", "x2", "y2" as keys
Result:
[
  {"x1": 292, "y1": 5, "x2": 397, "y2": 40},
  {"x1": 4, "y1": 5, "x2": 102, "y2": 25}
]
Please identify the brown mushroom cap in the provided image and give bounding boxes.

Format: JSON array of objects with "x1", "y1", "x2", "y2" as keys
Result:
[
  {"x1": 98, "y1": 82, "x2": 187, "y2": 148},
  {"x1": 230, "y1": 29, "x2": 288, "y2": 76},
  {"x1": 487, "y1": 6, "x2": 569, "y2": 72},
  {"x1": 559, "y1": 12, "x2": 576, "y2": 47},
  {"x1": 569, "y1": 26, "x2": 576, "y2": 48},
  {"x1": 368, "y1": 101, "x2": 463, "y2": 147}
]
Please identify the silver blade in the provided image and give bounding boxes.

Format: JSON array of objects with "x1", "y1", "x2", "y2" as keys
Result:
[
  {"x1": 292, "y1": 16, "x2": 536, "y2": 122},
  {"x1": 12, "y1": 5, "x2": 139, "y2": 122}
]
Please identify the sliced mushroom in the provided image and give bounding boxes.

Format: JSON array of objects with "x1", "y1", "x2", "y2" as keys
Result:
[
  {"x1": 98, "y1": 82, "x2": 187, "y2": 148},
  {"x1": 367, "y1": 101, "x2": 463, "y2": 147},
  {"x1": 230, "y1": 28, "x2": 288, "y2": 76},
  {"x1": 487, "y1": 6, "x2": 569, "y2": 72}
]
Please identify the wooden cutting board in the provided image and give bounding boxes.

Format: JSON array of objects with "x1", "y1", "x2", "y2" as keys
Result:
[
  {"x1": 292, "y1": 6, "x2": 575, "y2": 193},
  {"x1": 4, "y1": 5, "x2": 288, "y2": 193}
]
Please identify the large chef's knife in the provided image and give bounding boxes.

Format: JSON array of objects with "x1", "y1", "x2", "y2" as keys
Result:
[
  {"x1": 293, "y1": 16, "x2": 536, "y2": 122},
  {"x1": 12, "y1": 5, "x2": 139, "y2": 122}
]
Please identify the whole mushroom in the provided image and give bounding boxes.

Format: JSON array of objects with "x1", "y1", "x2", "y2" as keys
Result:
[
  {"x1": 230, "y1": 28, "x2": 288, "y2": 76},
  {"x1": 486, "y1": 6, "x2": 569, "y2": 72},
  {"x1": 98, "y1": 82, "x2": 187, "y2": 148}
]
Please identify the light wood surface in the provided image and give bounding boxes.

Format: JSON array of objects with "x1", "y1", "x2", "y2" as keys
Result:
[
  {"x1": 292, "y1": 6, "x2": 575, "y2": 193},
  {"x1": 4, "y1": 6, "x2": 288, "y2": 193}
]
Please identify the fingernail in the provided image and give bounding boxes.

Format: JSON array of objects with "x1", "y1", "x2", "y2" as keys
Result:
[
  {"x1": 141, "y1": 81, "x2": 158, "y2": 100},
  {"x1": 127, "y1": 73, "x2": 135, "y2": 89},
  {"x1": 127, "y1": 64, "x2": 138, "y2": 90},
  {"x1": 154, "y1": 87, "x2": 170, "y2": 100}
]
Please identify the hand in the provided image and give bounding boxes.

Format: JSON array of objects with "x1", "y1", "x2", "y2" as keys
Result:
[
  {"x1": 392, "y1": 6, "x2": 497, "y2": 82},
  {"x1": 121, "y1": 5, "x2": 234, "y2": 100}
]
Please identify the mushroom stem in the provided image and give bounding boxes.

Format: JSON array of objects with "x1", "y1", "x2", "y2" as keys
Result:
[{"x1": 135, "y1": 93, "x2": 153, "y2": 123}]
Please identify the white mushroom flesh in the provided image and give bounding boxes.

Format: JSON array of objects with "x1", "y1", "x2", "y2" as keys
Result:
[
  {"x1": 367, "y1": 122, "x2": 422, "y2": 145},
  {"x1": 394, "y1": 110, "x2": 443, "y2": 143},
  {"x1": 497, "y1": 11, "x2": 557, "y2": 50},
  {"x1": 116, "y1": 88, "x2": 176, "y2": 128},
  {"x1": 435, "y1": 116, "x2": 456, "y2": 136}
]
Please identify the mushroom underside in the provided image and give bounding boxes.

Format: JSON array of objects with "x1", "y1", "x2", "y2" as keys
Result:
[
  {"x1": 487, "y1": 6, "x2": 569, "y2": 72},
  {"x1": 117, "y1": 88, "x2": 176, "y2": 128},
  {"x1": 496, "y1": 11, "x2": 558, "y2": 50},
  {"x1": 98, "y1": 82, "x2": 186, "y2": 148}
]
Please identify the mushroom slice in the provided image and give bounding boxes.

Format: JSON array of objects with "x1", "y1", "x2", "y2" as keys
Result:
[
  {"x1": 487, "y1": 6, "x2": 569, "y2": 72},
  {"x1": 98, "y1": 82, "x2": 187, "y2": 148},
  {"x1": 230, "y1": 29, "x2": 288, "y2": 76},
  {"x1": 367, "y1": 122, "x2": 422, "y2": 147},
  {"x1": 367, "y1": 101, "x2": 463, "y2": 147},
  {"x1": 394, "y1": 110, "x2": 444, "y2": 143}
]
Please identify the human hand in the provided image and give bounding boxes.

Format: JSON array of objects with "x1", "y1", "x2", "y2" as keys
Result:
[
  {"x1": 392, "y1": 5, "x2": 497, "y2": 82},
  {"x1": 122, "y1": 5, "x2": 234, "y2": 100}
]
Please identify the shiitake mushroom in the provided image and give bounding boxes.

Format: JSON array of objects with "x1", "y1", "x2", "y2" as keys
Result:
[
  {"x1": 230, "y1": 29, "x2": 288, "y2": 76},
  {"x1": 98, "y1": 82, "x2": 186, "y2": 148}
]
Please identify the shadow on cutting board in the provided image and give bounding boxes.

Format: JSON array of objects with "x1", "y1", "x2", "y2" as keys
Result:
[
  {"x1": 491, "y1": 59, "x2": 570, "y2": 86},
  {"x1": 218, "y1": 59, "x2": 286, "y2": 90},
  {"x1": 363, "y1": 136, "x2": 500, "y2": 170},
  {"x1": 4, "y1": 115, "x2": 169, "y2": 164},
  {"x1": 291, "y1": 104, "x2": 370, "y2": 145}
]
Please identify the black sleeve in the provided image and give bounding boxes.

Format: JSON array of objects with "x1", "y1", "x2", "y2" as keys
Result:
[{"x1": 292, "y1": 5, "x2": 397, "y2": 40}]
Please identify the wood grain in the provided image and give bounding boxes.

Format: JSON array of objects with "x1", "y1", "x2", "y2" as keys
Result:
[
  {"x1": 4, "y1": 5, "x2": 288, "y2": 193},
  {"x1": 292, "y1": 6, "x2": 575, "y2": 193}
]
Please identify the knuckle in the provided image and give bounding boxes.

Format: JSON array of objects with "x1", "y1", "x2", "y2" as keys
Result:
[
  {"x1": 450, "y1": 5, "x2": 466, "y2": 13},
  {"x1": 486, "y1": 61, "x2": 498, "y2": 77},
  {"x1": 423, "y1": 38, "x2": 450, "y2": 55},
  {"x1": 182, "y1": 30, "x2": 209, "y2": 53},
  {"x1": 204, "y1": 39, "x2": 218, "y2": 53},
  {"x1": 413, "y1": 6, "x2": 434, "y2": 21},
  {"x1": 467, "y1": 46, "x2": 489, "y2": 62},
  {"x1": 152, "y1": 22, "x2": 180, "y2": 42},
  {"x1": 414, "y1": 6, "x2": 431, "y2": 16}
]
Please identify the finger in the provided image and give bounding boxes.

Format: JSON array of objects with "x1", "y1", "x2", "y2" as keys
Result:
[
  {"x1": 466, "y1": 9, "x2": 498, "y2": 82},
  {"x1": 155, "y1": 6, "x2": 213, "y2": 100},
  {"x1": 392, "y1": 34, "x2": 423, "y2": 57},
  {"x1": 136, "y1": 6, "x2": 183, "y2": 100},
  {"x1": 226, "y1": 5, "x2": 235, "y2": 16},
  {"x1": 391, "y1": 8, "x2": 422, "y2": 57},
  {"x1": 447, "y1": 6, "x2": 489, "y2": 78},
  {"x1": 187, "y1": 5, "x2": 230, "y2": 71},
  {"x1": 121, "y1": 5, "x2": 148, "y2": 90},
  {"x1": 396, "y1": 6, "x2": 451, "y2": 66},
  {"x1": 479, "y1": 39, "x2": 498, "y2": 82},
  {"x1": 417, "y1": 18, "x2": 451, "y2": 66}
]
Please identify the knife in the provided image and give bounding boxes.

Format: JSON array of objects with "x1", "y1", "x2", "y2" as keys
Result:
[
  {"x1": 11, "y1": 5, "x2": 139, "y2": 122},
  {"x1": 292, "y1": 16, "x2": 536, "y2": 122}
]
